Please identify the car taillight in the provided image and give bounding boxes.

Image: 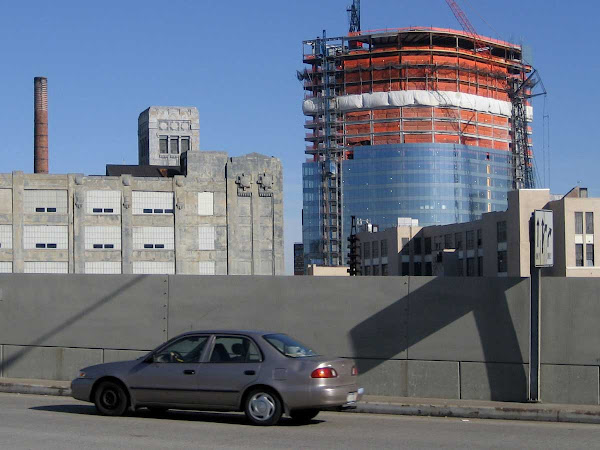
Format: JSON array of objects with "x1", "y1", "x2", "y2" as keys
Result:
[
  {"x1": 311, "y1": 367, "x2": 338, "y2": 378},
  {"x1": 351, "y1": 366, "x2": 358, "y2": 376}
]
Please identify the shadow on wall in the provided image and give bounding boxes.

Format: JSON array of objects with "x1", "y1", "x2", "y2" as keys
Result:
[
  {"x1": 349, "y1": 277, "x2": 528, "y2": 401},
  {"x1": 1, "y1": 276, "x2": 147, "y2": 376}
]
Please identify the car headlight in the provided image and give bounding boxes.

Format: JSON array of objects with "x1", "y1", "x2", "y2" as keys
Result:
[{"x1": 78, "y1": 371, "x2": 87, "y2": 378}]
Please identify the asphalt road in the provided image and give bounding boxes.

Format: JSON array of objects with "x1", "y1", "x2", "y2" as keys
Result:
[{"x1": 1, "y1": 393, "x2": 599, "y2": 449}]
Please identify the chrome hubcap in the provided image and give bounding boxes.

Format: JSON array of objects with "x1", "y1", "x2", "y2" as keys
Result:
[
  {"x1": 102, "y1": 390, "x2": 118, "y2": 409},
  {"x1": 248, "y1": 393, "x2": 276, "y2": 421}
]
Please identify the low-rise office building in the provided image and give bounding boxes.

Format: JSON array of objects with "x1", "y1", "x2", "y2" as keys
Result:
[{"x1": 357, "y1": 187, "x2": 598, "y2": 277}]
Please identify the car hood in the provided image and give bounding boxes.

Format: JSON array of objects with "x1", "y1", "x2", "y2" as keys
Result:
[{"x1": 79, "y1": 358, "x2": 143, "y2": 379}]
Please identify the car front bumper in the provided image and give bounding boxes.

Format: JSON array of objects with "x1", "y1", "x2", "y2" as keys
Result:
[{"x1": 71, "y1": 378, "x2": 95, "y2": 402}]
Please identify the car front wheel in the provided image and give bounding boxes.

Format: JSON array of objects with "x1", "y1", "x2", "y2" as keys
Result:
[
  {"x1": 244, "y1": 389, "x2": 283, "y2": 426},
  {"x1": 290, "y1": 408, "x2": 319, "y2": 423},
  {"x1": 94, "y1": 381, "x2": 128, "y2": 416}
]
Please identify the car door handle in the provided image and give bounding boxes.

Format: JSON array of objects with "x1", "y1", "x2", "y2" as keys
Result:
[
  {"x1": 183, "y1": 369, "x2": 196, "y2": 375},
  {"x1": 244, "y1": 370, "x2": 256, "y2": 376}
]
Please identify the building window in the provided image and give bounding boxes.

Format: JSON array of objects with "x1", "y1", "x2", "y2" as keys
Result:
[
  {"x1": 24, "y1": 225, "x2": 68, "y2": 250},
  {"x1": 444, "y1": 234, "x2": 452, "y2": 249},
  {"x1": 414, "y1": 262, "x2": 422, "y2": 276},
  {"x1": 576, "y1": 244, "x2": 584, "y2": 267},
  {"x1": 586, "y1": 212, "x2": 594, "y2": 234},
  {"x1": 467, "y1": 258, "x2": 475, "y2": 276},
  {"x1": 24, "y1": 261, "x2": 68, "y2": 274},
  {"x1": 586, "y1": 244, "x2": 594, "y2": 267},
  {"x1": 0, "y1": 225, "x2": 13, "y2": 249},
  {"x1": 373, "y1": 265, "x2": 380, "y2": 276},
  {"x1": 85, "y1": 226, "x2": 121, "y2": 250},
  {"x1": 132, "y1": 191, "x2": 174, "y2": 215},
  {"x1": 477, "y1": 229, "x2": 482, "y2": 247},
  {"x1": 363, "y1": 242, "x2": 371, "y2": 259},
  {"x1": 401, "y1": 262, "x2": 410, "y2": 276},
  {"x1": 372, "y1": 241, "x2": 379, "y2": 259},
  {"x1": 198, "y1": 192, "x2": 214, "y2": 216},
  {"x1": 424, "y1": 237, "x2": 432, "y2": 254},
  {"x1": 455, "y1": 232, "x2": 463, "y2": 250},
  {"x1": 382, "y1": 264, "x2": 388, "y2": 276},
  {"x1": 87, "y1": 190, "x2": 121, "y2": 215},
  {"x1": 478, "y1": 256, "x2": 483, "y2": 276},
  {"x1": 466, "y1": 231, "x2": 475, "y2": 250},
  {"x1": 456, "y1": 260, "x2": 464, "y2": 276},
  {"x1": 132, "y1": 261, "x2": 175, "y2": 274},
  {"x1": 364, "y1": 266, "x2": 371, "y2": 276},
  {"x1": 133, "y1": 227, "x2": 175, "y2": 250},
  {"x1": 497, "y1": 221, "x2": 507, "y2": 243},
  {"x1": 497, "y1": 250, "x2": 507, "y2": 273},
  {"x1": 181, "y1": 137, "x2": 190, "y2": 153},
  {"x1": 0, "y1": 261, "x2": 13, "y2": 273},
  {"x1": 198, "y1": 226, "x2": 216, "y2": 250},
  {"x1": 24, "y1": 190, "x2": 68, "y2": 214},
  {"x1": 85, "y1": 262, "x2": 121, "y2": 274},
  {"x1": 199, "y1": 261, "x2": 215, "y2": 275},
  {"x1": 414, "y1": 238, "x2": 422, "y2": 255},
  {"x1": 159, "y1": 136, "x2": 168, "y2": 154},
  {"x1": 425, "y1": 262, "x2": 432, "y2": 276},
  {"x1": 381, "y1": 239, "x2": 388, "y2": 257},
  {"x1": 170, "y1": 137, "x2": 179, "y2": 154},
  {"x1": 401, "y1": 238, "x2": 409, "y2": 255},
  {"x1": 575, "y1": 212, "x2": 583, "y2": 235}
]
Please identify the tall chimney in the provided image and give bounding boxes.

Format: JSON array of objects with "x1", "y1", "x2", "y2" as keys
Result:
[{"x1": 34, "y1": 77, "x2": 48, "y2": 174}]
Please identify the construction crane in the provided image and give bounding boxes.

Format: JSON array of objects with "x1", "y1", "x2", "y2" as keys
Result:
[
  {"x1": 347, "y1": 0, "x2": 361, "y2": 33},
  {"x1": 445, "y1": 0, "x2": 490, "y2": 55}
]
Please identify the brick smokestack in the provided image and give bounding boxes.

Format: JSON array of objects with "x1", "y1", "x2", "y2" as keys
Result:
[{"x1": 34, "y1": 77, "x2": 49, "y2": 174}]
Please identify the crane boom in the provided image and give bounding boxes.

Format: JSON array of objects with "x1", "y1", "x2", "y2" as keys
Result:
[{"x1": 445, "y1": 0, "x2": 489, "y2": 55}]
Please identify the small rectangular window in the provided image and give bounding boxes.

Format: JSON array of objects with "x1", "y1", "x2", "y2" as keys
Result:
[
  {"x1": 93, "y1": 208, "x2": 103, "y2": 213},
  {"x1": 425, "y1": 262, "x2": 432, "y2": 276},
  {"x1": 382, "y1": 264, "x2": 388, "y2": 276},
  {"x1": 144, "y1": 244, "x2": 153, "y2": 249},
  {"x1": 104, "y1": 244, "x2": 114, "y2": 249},
  {"x1": 143, "y1": 208, "x2": 152, "y2": 214},
  {"x1": 414, "y1": 238, "x2": 422, "y2": 255},
  {"x1": 373, "y1": 265, "x2": 380, "y2": 276},
  {"x1": 104, "y1": 208, "x2": 114, "y2": 213},
  {"x1": 47, "y1": 207, "x2": 56, "y2": 213},
  {"x1": 93, "y1": 244, "x2": 103, "y2": 249},
  {"x1": 363, "y1": 242, "x2": 371, "y2": 259},
  {"x1": 35, "y1": 207, "x2": 45, "y2": 212},
  {"x1": 497, "y1": 250, "x2": 507, "y2": 273},
  {"x1": 586, "y1": 244, "x2": 594, "y2": 267},
  {"x1": 47, "y1": 243, "x2": 57, "y2": 249},
  {"x1": 372, "y1": 241, "x2": 379, "y2": 259},
  {"x1": 170, "y1": 137, "x2": 179, "y2": 154},
  {"x1": 381, "y1": 240, "x2": 388, "y2": 257},
  {"x1": 497, "y1": 221, "x2": 507, "y2": 243},
  {"x1": 165, "y1": 209, "x2": 174, "y2": 214},
  {"x1": 444, "y1": 234, "x2": 452, "y2": 249},
  {"x1": 586, "y1": 212, "x2": 594, "y2": 234},
  {"x1": 401, "y1": 262, "x2": 410, "y2": 275},
  {"x1": 414, "y1": 262, "x2": 422, "y2": 275},
  {"x1": 467, "y1": 258, "x2": 475, "y2": 276},
  {"x1": 36, "y1": 243, "x2": 46, "y2": 248},
  {"x1": 466, "y1": 231, "x2": 474, "y2": 250},
  {"x1": 364, "y1": 266, "x2": 371, "y2": 275},
  {"x1": 575, "y1": 212, "x2": 583, "y2": 235},
  {"x1": 477, "y1": 229, "x2": 482, "y2": 247},
  {"x1": 181, "y1": 137, "x2": 190, "y2": 153},
  {"x1": 155, "y1": 244, "x2": 165, "y2": 249},
  {"x1": 576, "y1": 244, "x2": 584, "y2": 267},
  {"x1": 159, "y1": 136, "x2": 168, "y2": 154},
  {"x1": 154, "y1": 209, "x2": 163, "y2": 214},
  {"x1": 424, "y1": 237, "x2": 432, "y2": 254}
]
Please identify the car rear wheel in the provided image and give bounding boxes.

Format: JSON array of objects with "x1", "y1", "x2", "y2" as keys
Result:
[
  {"x1": 244, "y1": 389, "x2": 283, "y2": 426},
  {"x1": 289, "y1": 408, "x2": 319, "y2": 423},
  {"x1": 94, "y1": 381, "x2": 128, "y2": 416}
]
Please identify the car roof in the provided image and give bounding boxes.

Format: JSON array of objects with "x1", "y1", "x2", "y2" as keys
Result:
[{"x1": 177, "y1": 330, "x2": 281, "y2": 338}]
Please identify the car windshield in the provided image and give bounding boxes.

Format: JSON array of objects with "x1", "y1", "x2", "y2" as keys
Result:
[{"x1": 263, "y1": 334, "x2": 319, "y2": 358}]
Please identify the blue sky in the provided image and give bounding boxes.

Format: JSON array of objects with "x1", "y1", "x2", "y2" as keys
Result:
[{"x1": 1, "y1": 0, "x2": 598, "y2": 273}]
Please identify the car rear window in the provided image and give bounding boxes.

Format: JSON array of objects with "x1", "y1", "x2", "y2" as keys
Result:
[{"x1": 263, "y1": 334, "x2": 319, "y2": 358}]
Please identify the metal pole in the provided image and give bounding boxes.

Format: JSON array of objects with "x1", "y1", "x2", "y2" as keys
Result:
[{"x1": 529, "y1": 216, "x2": 541, "y2": 402}]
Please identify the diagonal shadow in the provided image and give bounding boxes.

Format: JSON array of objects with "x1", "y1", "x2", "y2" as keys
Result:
[
  {"x1": 349, "y1": 276, "x2": 527, "y2": 401},
  {"x1": 1, "y1": 276, "x2": 147, "y2": 372}
]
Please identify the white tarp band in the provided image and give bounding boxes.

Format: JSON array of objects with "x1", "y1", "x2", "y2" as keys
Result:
[{"x1": 303, "y1": 90, "x2": 533, "y2": 121}]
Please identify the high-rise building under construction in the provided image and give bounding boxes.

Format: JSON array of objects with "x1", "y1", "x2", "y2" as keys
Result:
[{"x1": 300, "y1": 25, "x2": 539, "y2": 268}]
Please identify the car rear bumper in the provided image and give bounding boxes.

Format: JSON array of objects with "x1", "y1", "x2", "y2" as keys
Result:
[
  {"x1": 71, "y1": 378, "x2": 95, "y2": 402},
  {"x1": 309, "y1": 385, "x2": 364, "y2": 409}
]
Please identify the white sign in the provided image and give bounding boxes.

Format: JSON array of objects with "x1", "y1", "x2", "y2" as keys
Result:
[{"x1": 534, "y1": 209, "x2": 553, "y2": 267}]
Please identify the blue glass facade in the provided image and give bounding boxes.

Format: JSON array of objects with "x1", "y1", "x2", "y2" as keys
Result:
[{"x1": 303, "y1": 143, "x2": 513, "y2": 266}]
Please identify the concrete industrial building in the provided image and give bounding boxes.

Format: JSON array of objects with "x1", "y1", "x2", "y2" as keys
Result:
[
  {"x1": 0, "y1": 103, "x2": 284, "y2": 275},
  {"x1": 356, "y1": 187, "x2": 598, "y2": 278},
  {"x1": 300, "y1": 27, "x2": 540, "y2": 270}
]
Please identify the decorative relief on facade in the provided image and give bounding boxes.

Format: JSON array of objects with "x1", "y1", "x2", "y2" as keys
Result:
[
  {"x1": 236, "y1": 173, "x2": 252, "y2": 197},
  {"x1": 257, "y1": 172, "x2": 274, "y2": 197},
  {"x1": 75, "y1": 193, "x2": 84, "y2": 209},
  {"x1": 157, "y1": 120, "x2": 191, "y2": 133}
]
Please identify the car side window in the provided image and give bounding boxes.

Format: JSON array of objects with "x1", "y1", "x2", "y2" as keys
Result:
[
  {"x1": 209, "y1": 336, "x2": 262, "y2": 363},
  {"x1": 153, "y1": 335, "x2": 208, "y2": 363}
]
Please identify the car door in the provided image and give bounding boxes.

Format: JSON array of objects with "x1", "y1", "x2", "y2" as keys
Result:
[
  {"x1": 196, "y1": 335, "x2": 262, "y2": 407},
  {"x1": 126, "y1": 334, "x2": 209, "y2": 405}
]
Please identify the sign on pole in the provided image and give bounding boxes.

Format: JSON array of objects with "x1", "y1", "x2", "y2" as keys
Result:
[{"x1": 534, "y1": 209, "x2": 553, "y2": 268}]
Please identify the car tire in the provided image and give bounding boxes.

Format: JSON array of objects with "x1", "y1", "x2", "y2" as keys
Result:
[
  {"x1": 244, "y1": 388, "x2": 283, "y2": 426},
  {"x1": 289, "y1": 408, "x2": 319, "y2": 424},
  {"x1": 93, "y1": 381, "x2": 129, "y2": 416}
]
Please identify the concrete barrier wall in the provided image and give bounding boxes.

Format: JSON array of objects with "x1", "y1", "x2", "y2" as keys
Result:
[{"x1": 1, "y1": 274, "x2": 599, "y2": 404}]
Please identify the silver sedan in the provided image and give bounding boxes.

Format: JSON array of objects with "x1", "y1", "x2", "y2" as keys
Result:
[{"x1": 71, "y1": 330, "x2": 364, "y2": 426}]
